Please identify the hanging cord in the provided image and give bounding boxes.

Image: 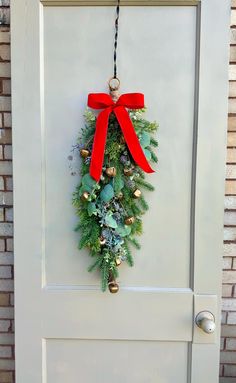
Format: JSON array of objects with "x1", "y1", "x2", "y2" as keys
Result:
[{"x1": 113, "y1": 0, "x2": 120, "y2": 79}]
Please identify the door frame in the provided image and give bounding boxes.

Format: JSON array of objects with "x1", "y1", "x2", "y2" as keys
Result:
[{"x1": 11, "y1": 0, "x2": 230, "y2": 382}]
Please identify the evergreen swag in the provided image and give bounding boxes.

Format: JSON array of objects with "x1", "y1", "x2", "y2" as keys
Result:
[{"x1": 72, "y1": 108, "x2": 158, "y2": 292}]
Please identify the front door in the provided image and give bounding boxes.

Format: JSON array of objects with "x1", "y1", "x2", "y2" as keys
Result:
[{"x1": 11, "y1": 0, "x2": 229, "y2": 382}]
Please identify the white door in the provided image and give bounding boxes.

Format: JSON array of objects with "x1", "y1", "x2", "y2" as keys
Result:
[{"x1": 11, "y1": 0, "x2": 229, "y2": 382}]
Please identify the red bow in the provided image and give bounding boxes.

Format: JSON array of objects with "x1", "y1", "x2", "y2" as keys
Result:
[{"x1": 87, "y1": 93, "x2": 154, "y2": 182}]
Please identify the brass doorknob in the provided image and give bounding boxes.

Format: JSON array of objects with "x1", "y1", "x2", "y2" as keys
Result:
[{"x1": 195, "y1": 311, "x2": 216, "y2": 334}]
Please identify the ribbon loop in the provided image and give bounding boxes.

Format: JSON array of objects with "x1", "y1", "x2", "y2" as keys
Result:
[
  {"x1": 116, "y1": 93, "x2": 144, "y2": 109},
  {"x1": 88, "y1": 93, "x2": 114, "y2": 109},
  {"x1": 88, "y1": 92, "x2": 155, "y2": 182}
]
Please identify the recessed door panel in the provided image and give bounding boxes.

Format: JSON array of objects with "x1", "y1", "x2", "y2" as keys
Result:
[
  {"x1": 43, "y1": 6, "x2": 196, "y2": 288},
  {"x1": 46, "y1": 339, "x2": 188, "y2": 383}
]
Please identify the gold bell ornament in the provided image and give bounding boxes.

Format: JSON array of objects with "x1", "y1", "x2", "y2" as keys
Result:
[
  {"x1": 125, "y1": 216, "x2": 135, "y2": 225},
  {"x1": 81, "y1": 191, "x2": 90, "y2": 201},
  {"x1": 99, "y1": 236, "x2": 106, "y2": 246},
  {"x1": 105, "y1": 167, "x2": 117, "y2": 177},
  {"x1": 133, "y1": 189, "x2": 142, "y2": 198},
  {"x1": 80, "y1": 148, "x2": 90, "y2": 158},
  {"x1": 108, "y1": 282, "x2": 119, "y2": 293},
  {"x1": 124, "y1": 168, "x2": 133, "y2": 176},
  {"x1": 115, "y1": 258, "x2": 122, "y2": 266}
]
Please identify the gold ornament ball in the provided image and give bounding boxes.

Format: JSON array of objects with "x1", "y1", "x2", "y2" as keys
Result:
[
  {"x1": 125, "y1": 216, "x2": 135, "y2": 225},
  {"x1": 81, "y1": 191, "x2": 90, "y2": 201},
  {"x1": 124, "y1": 168, "x2": 133, "y2": 176},
  {"x1": 80, "y1": 148, "x2": 90, "y2": 158},
  {"x1": 133, "y1": 189, "x2": 142, "y2": 199},
  {"x1": 99, "y1": 236, "x2": 106, "y2": 246},
  {"x1": 109, "y1": 282, "x2": 119, "y2": 294},
  {"x1": 115, "y1": 258, "x2": 121, "y2": 266},
  {"x1": 105, "y1": 167, "x2": 117, "y2": 177}
]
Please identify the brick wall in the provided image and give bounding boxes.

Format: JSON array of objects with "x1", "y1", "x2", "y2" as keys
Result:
[
  {"x1": 0, "y1": 1, "x2": 234, "y2": 383},
  {"x1": 0, "y1": 1, "x2": 14, "y2": 382},
  {"x1": 220, "y1": 3, "x2": 236, "y2": 382}
]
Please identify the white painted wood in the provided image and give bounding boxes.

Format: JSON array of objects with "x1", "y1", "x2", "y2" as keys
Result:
[
  {"x1": 191, "y1": 1, "x2": 230, "y2": 380},
  {"x1": 46, "y1": 340, "x2": 188, "y2": 382},
  {"x1": 41, "y1": 0, "x2": 199, "y2": 5},
  {"x1": 42, "y1": 289, "x2": 193, "y2": 340},
  {"x1": 11, "y1": 0, "x2": 229, "y2": 382}
]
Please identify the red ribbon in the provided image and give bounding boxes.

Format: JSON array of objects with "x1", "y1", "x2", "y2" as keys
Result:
[{"x1": 87, "y1": 93, "x2": 155, "y2": 182}]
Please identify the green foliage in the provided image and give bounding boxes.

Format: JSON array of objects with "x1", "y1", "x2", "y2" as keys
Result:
[
  {"x1": 127, "y1": 236, "x2": 141, "y2": 249},
  {"x1": 143, "y1": 148, "x2": 152, "y2": 161},
  {"x1": 124, "y1": 240, "x2": 134, "y2": 267},
  {"x1": 150, "y1": 137, "x2": 158, "y2": 147},
  {"x1": 116, "y1": 224, "x2": 131, "y2": 237},
  {"x1": 113, "y1": 162, "x2": 124, "y2": 194},
  {"x1": 105, "y1": 212, "x2": 118, "y2": 228},
  {"x1": 138, "y1": 196, "x2": 149, "y2": 211},
  {"x1": 100, "y1": 184, "x2": 114, "y2": 202},
  {"x1": 101, "y1": 259, "x2": 110, "y2": 292},
  {"x1": 140, "y1": 131, "x2": 151, "y2": 148},
  {"x1": 73, "y1": 108, "x2": 158, "y2": 292},
  {"x1": 82, "y1": 173, "x2": 97, "y2": 189},
  {"x1": 87, "y1": 202, "x2": 97, "y2": 216},
  {"x1": 131, "y1": 218, "x2": 143, "y2": 236},
  {"x1": 88, "y1": 256, "x2": 103, "y2": 272},
  {"x1": 135, "y1": 177, "x2": 155, "y2": 191},
  {"x1": 149, "y1": 147, "x2": 158, "y2": 163}
]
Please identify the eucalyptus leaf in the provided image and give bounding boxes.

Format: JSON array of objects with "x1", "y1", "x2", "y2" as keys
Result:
[
  {"x1": 116, "y1": 225, "x2": 131, "y2": 237},
  {"x1": 105, "y1": 212, "x2": 118, "y2": 229},
  {"x1": 79, "y1": 184, "x2": 92, "y2": 196},
  {"x1": 144, "y1": 148, "x2": 152, "y2": 161},
  {"x1": 82, "y1": 173, "x2": 97, "y2": 189},
  {"x1": 100, "y1": 184, "x2": 114, "y2": 203},
  {"x1": 87, "y1": 202, "x2": 97, "y2": 216},
  {"x1": 140, "y1": 132, "x2": 150, "y2": 148}
]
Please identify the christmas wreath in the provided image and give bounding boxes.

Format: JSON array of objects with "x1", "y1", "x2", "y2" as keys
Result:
[{"x1": 72, "y1": 89, "x2": 158, "y2": 293}]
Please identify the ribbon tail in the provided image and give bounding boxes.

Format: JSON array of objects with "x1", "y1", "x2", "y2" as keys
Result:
[
  {"x1": 114, "y1": 107, "x2": 155, "y2": 174},
  {"x1": 90, "y1": 108, "x2": 111, "y2": 182}
]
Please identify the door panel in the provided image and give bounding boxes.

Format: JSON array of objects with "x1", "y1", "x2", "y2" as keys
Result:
[
  {"x1": 42, "y1": 290, "x2": 193, "y2": 340},
  {"x1": 44, "y1": 6, "x2": 195, "y2": 288},
  {"x1": 46, "y1": 340, "x2": 188, "y2": 383},
  {"x1": 11, "y1": 0, "x2": 229, "y2": 382}
]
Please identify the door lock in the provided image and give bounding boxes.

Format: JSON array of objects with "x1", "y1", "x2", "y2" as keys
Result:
[{"x1": 195, "y1": 311, "x2": 216, "y2": 334}]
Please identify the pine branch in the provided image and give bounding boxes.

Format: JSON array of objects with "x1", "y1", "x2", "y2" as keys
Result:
[
  {"x1": 101, "y1": 261, "x2": 110, "y2": 292},
  {"x1": 88, "y1": 256, "x2": 102, "y2": 272},
  {"x1": 74, "y1": 221, "x2": 83, "y2": 232},
  {"x1": 150, "y1": 137, "x2": 158, "y2": 147},
  {"x1": 127, "y1": 236, "x2": 141, "y2": 249},
  {"x1": 131, "y1": 203, "x2": 143, "y2": 217},
  {"x1": 110, "y1": 264, "x2": 119, "y2": 279},
  {"x1": 137, "y1": 168, "x2": 145, "y2": 179},
  {"x1": 138, "y1": 195, "x2": 149, "y2": 211},
  {"x1": 124, "y1": 241, "x2": 134, "y2": 267},
  {"x1": 131, "y1": 218, "x2": 143, "y2": 235},
  {"x1": 149, "y1": 147, "x2": 158, "y2": 163},
  {"x1": 79, "y1": 234, "x2": 90, "y2": 249},
  {"x1": 135, "y1": 177, "x2": 155, "y2": 191},
  {"x1": 145, "y1": 121, "x2": 158, "y2": 132}
]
